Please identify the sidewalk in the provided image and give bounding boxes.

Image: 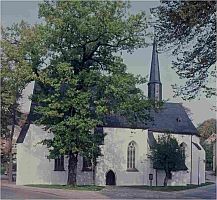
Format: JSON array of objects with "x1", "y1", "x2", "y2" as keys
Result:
[{"x1": 1, "y1": 180, "x2": 108, "y2": 199}]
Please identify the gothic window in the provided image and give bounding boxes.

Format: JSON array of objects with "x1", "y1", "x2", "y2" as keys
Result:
[
  {"x1": 54, "y1": 155, "x2": 64, "y2": 171},
  {"x1": 82, "y1": 157, "x2": 92, "y2": 171},
  {"x1": 180, "y1": 143, "x2": 187, "y2": 159},
  {"x1": 127, "y1": 141, "x2": 136, "y2": 169}
]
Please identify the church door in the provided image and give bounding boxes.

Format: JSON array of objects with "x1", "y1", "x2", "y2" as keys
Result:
[{"x1": 106, "y1": 170, "x2": 116, "y2": 185}]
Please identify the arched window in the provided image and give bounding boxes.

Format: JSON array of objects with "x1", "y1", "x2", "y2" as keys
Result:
[
  {"x1": 54, "y1": 155, "x2": 64, "y2": 171},
  {"x1": 180, "y1": 142, "x2": 187, "y2": 159},
  {"x1": 82, "y1": 157, "x2": 92, "y2": 171},
  {"x1": 127, "y1": 141, "x2": 136, "y2": 169}
]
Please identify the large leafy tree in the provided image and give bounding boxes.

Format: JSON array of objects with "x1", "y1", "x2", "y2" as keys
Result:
[
  {"x1": 202, "y1": 143, "x2": 213, "y2": 170},
  {"x1": 31, "y1": 1, "x2": 153, "y2": 185},
  {"x1": 197, "y1": 118, "x2": 216, "y2": 170},
  {"x1": 197, "y1": 118, "x2": 216, "y2": 142},
  {"x1": 149, "y1": 134, "x2": 186, "y2": 186},
  {"x1": 151, "y1": 1, "x2": 216, "y2": 100},
  {"x1": 1, "y1": 22, "x2": 33, "y2": 182}
]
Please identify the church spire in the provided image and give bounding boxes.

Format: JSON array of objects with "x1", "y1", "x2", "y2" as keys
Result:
[
  {"x1": 149, "y1": 38, "x2": 160, "y2": 83},
  {"x1": 148, "y1": 38, "x2": 162, "y2": 101}
]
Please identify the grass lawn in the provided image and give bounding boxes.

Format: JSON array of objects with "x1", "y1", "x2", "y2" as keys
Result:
[
  {"x1": 25, "y1": 184, "x2": 105, "y2": 191},
  {"x1": 25, "y1": 182, "x2": 214, "y2": 192},
  {"x1": 125, "y1": 182, "x2": 214, "y2": 192}
]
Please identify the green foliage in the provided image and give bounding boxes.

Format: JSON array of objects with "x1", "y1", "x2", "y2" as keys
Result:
[
  {"x1": 198, "y1": 118, "x2": 216, "y2": 170},
  {"x1": 1, "y1": 22, "x2": 34, "y2": 182},
  {"x1": 1, "y1": 22, "x2": 33, "y2": 138},
  {"x1": 201, "y1": 143, "x2": 213, "y2": 170},
  {"x1": 152, "y1": 1, "x2": 216, "y2": 99},
  {"x1": 197, "y1": 118, "x2": 216, "y2": 142},
  {"x1": 149, "y1": 134, "x2": 186, "y2": 186},
  {"x1": 27, "y1": 1, "x2": 154, "y2": 184}
]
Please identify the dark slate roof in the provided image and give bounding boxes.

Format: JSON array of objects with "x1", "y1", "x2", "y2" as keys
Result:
[
  {"x1": 149, "y1": 38, "x2": 161, "y2": 83},
  {"x1": 147, "y1": 103, "x2": 198, "y2": 135},
  {"x1": 17, "y1": 122, "x2": 30, "y2": 143},
  {"x1": 17, "y1": 101, "x2": 199, "y2": 143},
  {"x1": 192, "y1": 142, "x2": 202, "y2": 150},
  {"x1": 16, "y1": 107, "x2": 32, "y2": 143},
  {"x1": 17, "y1": 100, "x2": 36, "y2": 143},
  {"x1": 102, "y1": 103, "x2": 199, "y2": 136}
]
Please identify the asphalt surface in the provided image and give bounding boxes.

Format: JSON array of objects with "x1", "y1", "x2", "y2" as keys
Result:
[
  {"x1": 1, "y1": 183, "x2": 216, "y2": 199},
  {"x1": 1, "y1": 173, "x2": 216, "y2": 199},
  {"x1": 1, "y1": 186, "x2": 62, "y2": 199},
  {"x1": 1, "y1": 182, "x2": 108, "y2": 199},
  {"x1": 178, "y1": 184, "x2": 216, "y2": 199},
  {"x1": 101, "y1": 184, "x2": 216, "y2": 199}
]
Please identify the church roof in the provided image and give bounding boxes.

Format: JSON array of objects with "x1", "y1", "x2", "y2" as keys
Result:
[
  {"x1": 149, "y1": 38, "x2": 161, "y2": 83},
  {"x1": 17, "y1": 102, "x2": 198, "y2": 143},
  {"x1": 102, "y1": 102, "x2": 199, "y2": 136}
]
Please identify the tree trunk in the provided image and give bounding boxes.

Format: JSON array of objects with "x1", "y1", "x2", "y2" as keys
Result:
[
  {"x1": 163, "y1": 174, "x2": 169, "y2": 186},
  {"x1": 8, "y1": 145, "x2": 13, "y2": 183},
  {"x1": 8, "y1": 106, "x2": 16, "y2": 183},
  {"x1": 67, "y1": 152, "x2": 78, "y2": 186},
  {"x1": 164, "y1": 170, "x2": 171, "y2": 187},
  {"x1": 92, "y1": 164, "x2": 95, "y2": 185}
]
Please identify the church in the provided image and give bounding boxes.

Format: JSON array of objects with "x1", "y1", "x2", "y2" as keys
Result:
[{"x1": 16, "y1": 41, "x2": 205, "y2": 186}]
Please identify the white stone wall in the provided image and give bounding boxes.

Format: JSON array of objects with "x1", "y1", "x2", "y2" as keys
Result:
[
  {"x1": 191, "y1": 135, "x2": 206, "y2": 185},
  {"x1": 16, "y1": 124, "x2": 93, "y2": 185},
  {"x1": 16, "y1": 125, "x2": 205, "y2": 186},
  {"x1": 95, "y1": 127, "x2": 149, "y2": 186}
]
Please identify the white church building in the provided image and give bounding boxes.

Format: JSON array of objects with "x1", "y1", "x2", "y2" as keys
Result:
[{"x1": 16, "y1": 41, "x2": 205, "y2": 186}]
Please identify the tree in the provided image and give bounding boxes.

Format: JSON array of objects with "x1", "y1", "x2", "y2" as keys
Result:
[
  {"x1": 30, "y1": 1, "x2": 154, "y2": 185},
  {"x1": 149, "y1": 134, "x2": 186, "y2": 186},
  {"x1": 151, "y1": 1, "x2": 216, "y2": 100},
  {"x1": 197, "y1": 118, "x2": 216, "y2": 142},
  {"x1": 1, "y1": 22, "x2": 33, "y2": 182},
  {"x1": 202, "y1": 143, "x2": 213, "y2": 170},
  {"x1": 197, "y1": 118, "x2": 216, "y2": 170}
]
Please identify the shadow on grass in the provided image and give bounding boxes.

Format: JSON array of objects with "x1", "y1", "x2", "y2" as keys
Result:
[{"x1": 25, "y1": 184, "x2": 105, "y2": 191}]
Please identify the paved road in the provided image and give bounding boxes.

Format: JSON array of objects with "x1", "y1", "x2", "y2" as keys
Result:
[
  {"x1": 1, "y1": 183, "x2": 108, "y2": 199},
  {"x1": 176, "y1": 184, "x2": 216, "y2": 199},
  {"x1": 1, "y1": 185, "x2": 62, "y2": 199},
  {"x1": 101, "y1": 184, "x2": 216, "y2": 199},
  {"x1": 2, "y1": 184, "x2": 216, "y2": 199}
]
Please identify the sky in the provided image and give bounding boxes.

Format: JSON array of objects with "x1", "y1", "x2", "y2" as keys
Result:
[{"x1": 1, "y1": 0, "x2": 216, "y2": 126}]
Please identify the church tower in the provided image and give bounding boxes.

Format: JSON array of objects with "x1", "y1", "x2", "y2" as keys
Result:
[{"x1": 148, "y1": 39, "x2": 162, "y2": 101}]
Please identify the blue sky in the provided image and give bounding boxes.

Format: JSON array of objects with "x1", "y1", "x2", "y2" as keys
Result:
[{"x1": 2, "y1": 0, "x2": 215, "y2": 126}]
